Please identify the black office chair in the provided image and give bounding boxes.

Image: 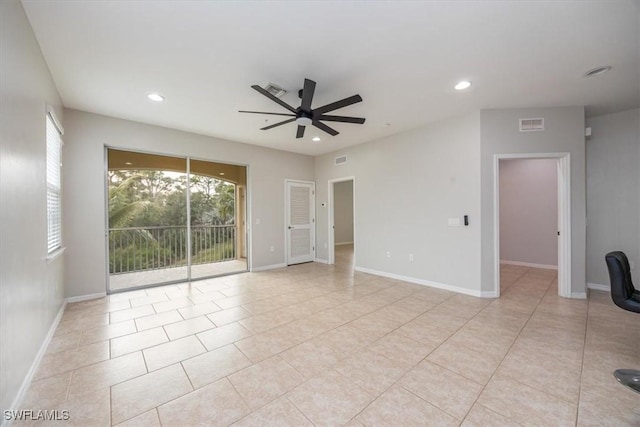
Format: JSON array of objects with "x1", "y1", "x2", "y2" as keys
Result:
[{"x1": 605, "y1": 251, "x2": 640, "y2": 394}]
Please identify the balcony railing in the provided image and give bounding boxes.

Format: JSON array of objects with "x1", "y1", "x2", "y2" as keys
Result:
[{"x1": 109, "y1": 225, "x2": 236, "y2": 275}]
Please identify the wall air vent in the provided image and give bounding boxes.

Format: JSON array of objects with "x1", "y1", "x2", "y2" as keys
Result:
[
  {"x1": 519, "y1": 118, "x2": 544, "y2": 132},
  {"x1": 335, "y1": 155, "x2": 347, "y2": 166},
  {"x1": 264, "y1": 83, "x2": 287, "y2": 98}
]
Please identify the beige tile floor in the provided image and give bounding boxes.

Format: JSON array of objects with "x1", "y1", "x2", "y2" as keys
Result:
[{"x1": 18, "y1": 245, "x2": 640, "y2": 426}]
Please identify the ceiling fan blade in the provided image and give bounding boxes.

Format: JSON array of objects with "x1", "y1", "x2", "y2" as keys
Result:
[
  {"x1": 251, "y1": 85, "x2": 297, "y2": 113},
  {"x1": 312, "y1": 120, "x2": 339, "y2": 136},
  {"x1": 260, "y1": 118, "x2": 296, "y2": 130},
  {"x1": 313, "y1": 94, "x2": 362, "y2": 115},
  {"x1": 239, "y1": 110, "x2": 295, "y2": 117},
  {"x1": 300, "y1": 79, "x2": 316, "y2": 112},
  {"x1": 317, "y1": 115, "x2": 366, "y2": 124},
  {"x1": 296, "y1": 125, "x2": 306, "y2": 139}
]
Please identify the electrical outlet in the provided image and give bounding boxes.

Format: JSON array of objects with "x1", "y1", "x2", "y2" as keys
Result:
[
  {"x1": 386, "y1": 251, "x2": 391, "y2": 258},
  {"x1": 324, "y1": 242, "x2": 327, "y2": 248},
  {"x1": 269, "y1": 246, "x2": 274, "y2": 252},
  {"x1": 630, "y1": 260, "x2": 635, "y2": 270},
  {"x1": 255, "y1": 218, "x2": 261, "y2": 225},
  {"x1": 409, "y1": 253, "x2": 414, "y2": 262}
]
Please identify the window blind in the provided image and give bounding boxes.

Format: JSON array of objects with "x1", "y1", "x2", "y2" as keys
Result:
[{"x1": 46, "y1": 114, "x2": 62, "y2": 254}]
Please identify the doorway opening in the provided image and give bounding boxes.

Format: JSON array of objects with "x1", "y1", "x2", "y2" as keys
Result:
[
  {"x1": 494, "y1": 153, "x2": 571, "y2": 298},
  {"x1": 328, "y1": 177, "x2": 355, "y2": 270},
  {"x1": 106, "y1": 148, "x2": 248, "y2": 292}
]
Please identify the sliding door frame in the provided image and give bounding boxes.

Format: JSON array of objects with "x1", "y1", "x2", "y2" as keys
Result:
[{"x1": 104, "y1": 146, "x2": 250, "y2": 294}]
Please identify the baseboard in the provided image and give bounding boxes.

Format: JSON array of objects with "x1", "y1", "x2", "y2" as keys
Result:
[
  {"x1": 480, "y1": 290, "x2": 499, "y2": 298},
  {"x1": 66, "y1": 292, "x2": 106, "y2": 303},
  {"x1": 354, "y1": 266, "x2": 488, "y2": 298},
  {"x1": 500, "y1": 260, "x2": 558, "y2": 270},
  {"x1": 5, "y1": 300, "x2": 66, "y2": 425},
  {"x1": 571, "y1": 292, "x2": 588, "y2": 299},
  {"x1": 587, "y1": 282, "x2": 610, "y2": 292},
  {"x1": 314, "y1": 258, "x2": 329, "y2": 264},
  {"x1": 250, "y1": 263, "x2": 286, "y2": 272},
  {"x1": 335, "y1": 242, "x2": 353, "y2": 246}
]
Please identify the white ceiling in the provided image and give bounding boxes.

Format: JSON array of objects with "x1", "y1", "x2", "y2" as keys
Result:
[{"x1": 23, "y1": 0, "x2": 640, "y2": 156}]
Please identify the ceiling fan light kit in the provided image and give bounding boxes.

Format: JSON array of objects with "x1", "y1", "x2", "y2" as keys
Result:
[
  {"x1": 296, "y1": 116, "x2": 312, "y2": 127},
  {"x1": 239, "y1": 78, "x2": 366, "y2": 139}
]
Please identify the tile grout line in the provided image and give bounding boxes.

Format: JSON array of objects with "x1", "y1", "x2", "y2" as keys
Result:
[
  {"x1": 494, "y1": 280, "x2": 587, "y2": 407},
  {"x1": 109, "y1": 384, "x2": 113, "y2": 426},
  {"x1": 574, "y1": 290, "x2": 592, "y2": 426},
  {"x1": 225, "y1": 374, "x2": 253, "y2": 417},
  {"x1": 448, "y1": 269, "x2": 551, "y2": 424},
  {"x1": 27, "y1": 262, "x2": 607, "y2": 426},
  {"x1": 345, "y1": 294, "x2": 473, "y2": 423},
  {"x1": 114, "y1": 362, "x2": 195, "y2": 426},
  {"x1": 228, "y1": 288, "x2": 416, "y2": 424},
  {"x1": 371, "y1": 297, "x2": 488, "y2": 418},
  {"x1": 64, "y1": 369, "x2": 74, "y2": 404},
  {"x1": 461, "y1": 269, "x2": 563, "y2": 423},
  {"x1": 284, "y1": 394, "x2": 317, "y2": 426}
]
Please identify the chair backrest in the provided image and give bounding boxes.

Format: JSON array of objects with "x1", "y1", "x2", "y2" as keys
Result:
[{"x1": 605, "y1": 251, "x2": 636, "y2": 310}]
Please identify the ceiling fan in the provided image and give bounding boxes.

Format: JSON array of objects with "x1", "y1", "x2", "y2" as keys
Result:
[{"x1": 239, "y1": 78, "x2": 365, "y2": 138}]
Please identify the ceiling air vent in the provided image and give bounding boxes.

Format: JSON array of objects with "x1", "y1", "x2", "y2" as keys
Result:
[
  {"x1": 335, "y1": 155, "x2": 347, "y2": 166},
  {"x1": 264, "y1": 83, "x2": 287, "y2": 98},
  {"x1": 519, "y1": 118, "x2": 544, "y2": 132}
]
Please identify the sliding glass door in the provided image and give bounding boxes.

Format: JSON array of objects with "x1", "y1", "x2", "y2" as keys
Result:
[
  {"x1": 189, "y1": 160, "x2": 247, "y2": 281},
  {"x1": 107, "y1": 149, "x2": 247, "y2": 292}
]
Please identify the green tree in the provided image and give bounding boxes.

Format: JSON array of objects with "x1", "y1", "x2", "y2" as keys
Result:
[
  {"x1": 213, "y1": 181, "x2": 235, "y2": 225},
  {"x1": 107, "y1": 169, "x2": 238, "y2": 273},
  {"x1": 138, "y1": 170, "x2": 173, "y2": 201},
  {"x1": 108, "y1": 172, "x2": 150, "y2": 228}
]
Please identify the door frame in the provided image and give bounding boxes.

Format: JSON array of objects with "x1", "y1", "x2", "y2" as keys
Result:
[
  {"x1": 493, "y1": 152, "x2": 571, "y2": 298},
  {"x1": 328, "y1": 176, "x2": 356, "y2": 265},
  {"x1": 284, "y1": 179, "x2": 316, "y2": 266}
]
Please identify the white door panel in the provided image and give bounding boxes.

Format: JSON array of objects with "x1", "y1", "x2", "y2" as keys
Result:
[{"x1": 286, "y1": 180, "x2": 315, "y2": 265}]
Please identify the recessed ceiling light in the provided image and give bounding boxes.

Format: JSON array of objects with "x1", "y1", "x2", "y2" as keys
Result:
[
  {"x1": 124, "y1": 162, "x2": 133, "y2": 165},
  {"x1": 384, "y1": 123, "x2": 391, "y2": 127},
  {"x1": 147, "y1": 93, "x2": 164, "y2": 102},
  {"x1": 454, "y1": 81, "x2": 472, "y2": 90},
  {"x1": 584, "y1": 66, "x2": 611, "y2": 78},
  {"x1": 312, "y1": 136, "x2": 321, "y2": 142},
  {"x1": 219, "y1": 172, "x2": 225, "y2": 176}
]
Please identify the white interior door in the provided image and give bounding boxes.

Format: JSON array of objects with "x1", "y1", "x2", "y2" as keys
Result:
[{"x1": 286, "y1": 180, "x2": 315, "y2": 265}]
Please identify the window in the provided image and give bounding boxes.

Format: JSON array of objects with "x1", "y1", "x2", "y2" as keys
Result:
[{"x1": 46, "y1": 112, "x2": 63, "y2": 254}]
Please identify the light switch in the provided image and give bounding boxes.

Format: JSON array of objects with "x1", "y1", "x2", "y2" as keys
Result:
[{"x1": 448, "y1": 218, "x2": 461, "y2": 227}]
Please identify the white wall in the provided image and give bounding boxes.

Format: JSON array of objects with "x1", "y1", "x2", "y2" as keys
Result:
[
  {"x1": 333, "y1": 180, "x2": 354, "y2": 244},
  {"x1": 0, "y1": 0, "x2": 66, "y2": 414},
  {"x1": 586, "y1": 109, "x2": 640, "y2": 287},
  {"x1": 316, "y1": 113, "x2": 482, "y2": 296},
  {"x1": 480, "y1": 107, "x2": 586, "y2": 296},
  {"x1": 499, "y1": 159, "x2": 558, "y2": 267},
  {"x1": 62, "y1": 109, "x2": 314, "y2": 298}
]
